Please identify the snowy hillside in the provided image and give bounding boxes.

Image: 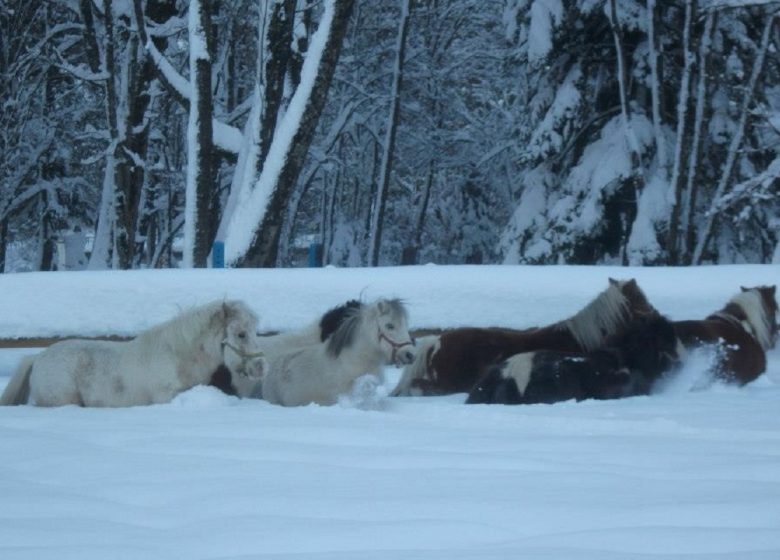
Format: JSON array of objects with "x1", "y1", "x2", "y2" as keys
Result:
[{"x1": 1, "y1": 264, "x2": 779, "y2": 559}]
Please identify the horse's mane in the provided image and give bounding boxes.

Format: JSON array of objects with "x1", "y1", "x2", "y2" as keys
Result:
[
  {"x1": 326, "y1": 298, "x2": 407, "y2": 357},
  {"x1": 319, "y1": 300, "x2": 363, "y2": 342},
  {"x1": 726, "y1": 289, "x2": 774, "y2": 351},
  {"x1": 563, "y1": 282, "x2": 632, "y2": 352},
  {"x1": 136, "y1": 300, "x2": 247, "y2": 354}
]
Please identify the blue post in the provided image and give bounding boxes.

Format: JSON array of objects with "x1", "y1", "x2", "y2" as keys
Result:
[
  {"x1": 212, "y1": 241, "x2": 225, "y2": 268},
  {"x1": 308, "y1": 243, "x2": 323, "y2": 267}
]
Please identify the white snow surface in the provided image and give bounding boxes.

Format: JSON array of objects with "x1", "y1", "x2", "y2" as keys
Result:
[{"x1": 1, "y1": 264, "x2": 780, "y2": 559}]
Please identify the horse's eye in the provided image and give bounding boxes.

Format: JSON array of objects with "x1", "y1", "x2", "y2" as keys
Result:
[
  {"x1": 386, "y1": 323, "x2": 395, "y2": 330},
  {"x1": 237, "y1": 331, "x2": 247, "y2": 339}
]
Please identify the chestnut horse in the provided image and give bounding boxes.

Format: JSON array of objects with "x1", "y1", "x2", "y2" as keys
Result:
[
  {"x1": 466, "y1": 314, "x2": 680, "y2": 405},
  {"x1": 673, "y1": 285, "x2": 777, "y2": 385},
  {"x1": 392, "y1": 278, "x2": 662, "y2": 396}
]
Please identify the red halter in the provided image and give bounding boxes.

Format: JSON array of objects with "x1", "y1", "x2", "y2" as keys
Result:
[{"x1": 378, "y1": 329, "x2": 414, "y2": 363}]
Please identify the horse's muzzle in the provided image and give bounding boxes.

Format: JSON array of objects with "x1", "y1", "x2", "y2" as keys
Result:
[
  {"x1": 395, "y1": 346, "x2": 416, "y2": 366},
  {"x1": 240, "y1": 356, "x2": 267, "y2": 380}
]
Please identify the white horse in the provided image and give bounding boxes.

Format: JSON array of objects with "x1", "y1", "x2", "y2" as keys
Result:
[
  {"x1": 231, "y1": 300, "x2": 363, "y2": 398},
  {"x1": 0, "y1": 300, "x2": 266, "y2": 407},
  {"x1": 261, "y1": 299, "x2": 416, "y2": 406}
]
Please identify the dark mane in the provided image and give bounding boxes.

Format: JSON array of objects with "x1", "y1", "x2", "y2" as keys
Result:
[
  {"x1": 325, "y1": 305, "x2": 363, "y2": 357},
  {"x1": 325, "y1": 298, "x2": 408, "y2": 358},
  {"x1": 319, "y1": 300, "x2": 363, "y2": 342}
]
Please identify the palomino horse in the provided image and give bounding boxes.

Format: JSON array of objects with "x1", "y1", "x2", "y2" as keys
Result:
[
  {"x1": 673, "y1": 285, "x2": 777, "y2": 385},
  {"x1": 393, "y1": 278, "x2": 661, "y2": 396},
  {"x1": 213, "y1": 299, "x2": 365, "y2": 397},
  {"x1": 466, "y1": 314, "x2": 680, "y2": 405},
  {"x1": 261, "y1": 298, "x2": 416, "y2": 406},
  {"x1": 0, "y1": 300, "x2": 266, "y2": 407}
]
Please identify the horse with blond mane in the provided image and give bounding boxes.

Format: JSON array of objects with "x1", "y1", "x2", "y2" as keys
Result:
[{"x1": 1, "y1": 300, "x2": 265, "y2": 407}]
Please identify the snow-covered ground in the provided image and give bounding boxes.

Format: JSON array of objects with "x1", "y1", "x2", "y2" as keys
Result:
[{"x1": 1, "y1": 264, "x2": 779, "y2": 559}]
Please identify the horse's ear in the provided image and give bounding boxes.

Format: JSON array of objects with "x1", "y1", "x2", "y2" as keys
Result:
[
  {"x1": 608, "y1": 278, "x2": 618, "y2": 286},
  {"x1": 222, "y1": 301, "x2": 232, "y2": 321},
  {"x1": 626, "y1": 278, "x2": 638, "y2": 288},
  {"x1": 377, "y1": 300, "x2": 389, "y2": 315},
  {"x1": 741, "y1": 286, "x2": 749, "y2": 292}
]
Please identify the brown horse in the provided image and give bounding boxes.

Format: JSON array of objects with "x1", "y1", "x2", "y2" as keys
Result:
[
  {"x1": 673, "y1": 285, "x2": 777, "y2": 385},
  {"x1": 392, "y1": 278, "x2": 662, "y2": 396}
]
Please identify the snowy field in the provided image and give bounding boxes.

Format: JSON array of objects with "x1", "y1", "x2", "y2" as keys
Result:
[{"x1": 1, "y1": 264, "x2": 780, "y2": 559}]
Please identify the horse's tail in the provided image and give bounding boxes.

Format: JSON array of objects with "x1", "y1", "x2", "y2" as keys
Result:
[
  {"x1": 0, "y1": 356, "x2": 35, "y2": 406},
  {"x1": 391, "y1": 335, "x2": 440, "y2": 396}
]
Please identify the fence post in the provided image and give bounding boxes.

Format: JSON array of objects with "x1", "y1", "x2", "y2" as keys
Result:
[
  {"x1": 212, "y1": 241, "x2": 225, "y2": 268},
  {"x1": 307, "y1": 243, "x2": 323, "y2": 267}
]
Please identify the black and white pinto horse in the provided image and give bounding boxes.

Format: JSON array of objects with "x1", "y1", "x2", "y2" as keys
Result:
[
  {"x1": 466, "y1": 314, "x2": 680, "y2": 405},
  {"x1": 0, "y1": 300, "x2": 265, "y2": 407},
  {"x1": 261, "y1": 298, "x2": 416, "y2": 406}
]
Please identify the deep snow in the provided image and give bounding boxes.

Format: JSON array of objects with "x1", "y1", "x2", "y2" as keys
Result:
[{"x1": 1, "y1": 264, "x2": 779, "y2": 559}]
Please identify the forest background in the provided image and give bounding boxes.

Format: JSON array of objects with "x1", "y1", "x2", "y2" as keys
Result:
[{"x1": 1, "y1": 0, "x2": 779, "y2": 272}]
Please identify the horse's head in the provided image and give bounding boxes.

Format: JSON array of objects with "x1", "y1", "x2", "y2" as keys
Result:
[
  {"x1": 323, "y1": 297, "x2": 415, "y2": 366},
  {"x1": 220, "y1": 300, "x2": 266, "y2": 380},
  {"x1": 608, "y1": 277, "x2": 657, "y2": 318},
  {"x1": 374, "y1": 299, "x2": 416, "y2": 366},
  {"x1": 741, "y1": 285, "x2": 778, "y2": 349},
  {"x1": 569, "y1": 278, "x2": 657, "y2": 352}
]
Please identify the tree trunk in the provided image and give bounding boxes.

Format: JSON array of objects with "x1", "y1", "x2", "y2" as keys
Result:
[
  {"x1": 607, "y1": 0, "x2": 644, "y2": 172},
  {"x1": 646, "y1": 0, "x2": 667, "y2": 174},
  {"x1": 666, "y1": 0, "x2": 696, "y2": 264},
  {"x1": 277, "y1": 98, "x2": 362, "y2": 264},
  {"x1": 112, "y1": 34, "x2": 154, "y2": 269},
  {"x1": 367, "y1": 0, "x2": 412, "y2": 266},
  {"x1": 118, "y1": 0, "x2": 177, "y2": 269},
  {"x1": 183, "y1": 0, "x2": 216, "y2": 267},
  {"x1": 0, "y1": 217, "x2": 7, "y2": 273},
  {"x1": 213, "y1": 0, "x2": 295, "y2": 254},
  {"x1": 404, "y1": 156, "x2": 436, "y2": 265},
  {"x1": 681, "y1": 11, "x2": 717, "y2": 264},
  {"x1": 88, "y1": 0, "x2": 118, "y2": 269},
  {"x1": 38, "y1": 192, "x2": 56, "y2": 271},
  {"x1": 224, "y1": 0, "x2": 356, "y2": 268},
  {"x1": 692, "y1": 14, "x2": 776, "y2": 264},
  {"x1": 78, "y1": 0, "x2": 101, "y2": 73},
  {"x1": 608, "y1": 0, "x2": 645, "y2": 263},
  {"x1": 256, "y1": 0, "x2": 296, "y2": 177}
]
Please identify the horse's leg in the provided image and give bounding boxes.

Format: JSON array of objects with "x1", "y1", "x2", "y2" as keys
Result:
[{"x1": 722, "y1": 343, "x2": 766, "y2": 385}]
